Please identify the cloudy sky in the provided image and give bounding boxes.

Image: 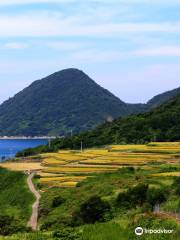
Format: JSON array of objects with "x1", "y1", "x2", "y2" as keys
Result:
[{"x1": 0, "y1": 0, "x2": 180, "y2": 104}]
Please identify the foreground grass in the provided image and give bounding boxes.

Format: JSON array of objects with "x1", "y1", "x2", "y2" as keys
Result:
[
  {"x1": 0, "y1": 232, "x2": 53, "y2": 240},
  {"x1": 0, "y1": 168, "x2": 34, "y2": 232}
]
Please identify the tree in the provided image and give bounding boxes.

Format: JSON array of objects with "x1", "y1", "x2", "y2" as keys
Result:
[
  {"x1": 0, "y1": 215, "x2": 25, "y2": 236},
  {"x1": 52, "y1": 196, "x2": 64, "y2": 208},
  {"x1": 76, "y1": 196, "x2": 111, "y2": 224},
  {"x1": 117, "y1": 184, "x2": 148, "y2": 208},
  {"x1": 147, "y1": 188, "x2": 167, "y2": 208}
]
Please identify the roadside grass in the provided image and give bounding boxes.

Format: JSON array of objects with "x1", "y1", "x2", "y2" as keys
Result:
[
  {"x1": 0, "y1": 167, "x2": 34, "y2": 225},
  {"x1": 81, "y1": 222, "x2": 129, "y2": 240},
  {"x1": 0, "y1": 232, "x2": 53, "y2": 240},
  {"x1": 161, "y1": 196, "x2": 180, "y2": 213}
]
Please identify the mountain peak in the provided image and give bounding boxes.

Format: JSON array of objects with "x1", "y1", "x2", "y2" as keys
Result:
[
  {"x1": 0, "y1": 68, "x2": 134, "y2": 136},
  {"x1": 47, "y1": 68, "x2": 87, "y2": 79}
]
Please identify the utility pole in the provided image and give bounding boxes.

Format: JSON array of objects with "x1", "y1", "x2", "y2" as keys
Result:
[
  {"x1": 48, "y1": 139, "x2": 51, "y2": 148},
  {"x1": 81, "y1": 141, "x2": 83, "y2": 153},
  {"x1": 71, "y1": 129, "x2": 73, "y2": 137}
]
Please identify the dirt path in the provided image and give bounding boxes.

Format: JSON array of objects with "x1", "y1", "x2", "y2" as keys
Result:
[
  {"x1": 155, "y1": 212, "x2": 180, "y2": 224},
  {"x1": 27, "y1": 172, "x2": 41, "y2": 231},
  {"x1": 154, "y1": 204, "x2": 180, "y2": 224}
]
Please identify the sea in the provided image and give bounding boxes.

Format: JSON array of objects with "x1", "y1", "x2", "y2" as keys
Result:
[{"x1": 0, "y1": 139, "x2": 48, "y2": 162}]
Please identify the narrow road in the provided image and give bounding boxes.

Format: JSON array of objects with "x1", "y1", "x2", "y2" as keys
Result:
[
  {"x1": 27, "y1": 172, "x2": 41, "y2": 231},
  {"x1": 154, "y1": 204, "x2": 180, "y2": 224}
]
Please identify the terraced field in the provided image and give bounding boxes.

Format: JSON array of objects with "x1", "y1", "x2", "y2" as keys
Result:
[{"x1": 1, "y1": 142, "x2": 180, "y2": 188}]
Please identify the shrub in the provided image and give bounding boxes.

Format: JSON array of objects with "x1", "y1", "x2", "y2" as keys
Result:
[
  {"x1": 147, "y1": 188, "x2": 167, "y2": 208},
  {"x1": 117, "y1": 184, "x2": 148, "y2": 208},
  {"x1": 172, "y1": 177, "x2": 180, "y2": 195},
  {"x1": 53, "y1": 228, "x2": 82, "y2": 240},
  {"x1": 52, "y1": 196, "x2": 64, "y2": 208},
  {"x1": 74, "y1": 196, "x2": 111, "y2": 224},
  {"x1": 0, "y1": 215, "x2": 26, "y2": 236}
]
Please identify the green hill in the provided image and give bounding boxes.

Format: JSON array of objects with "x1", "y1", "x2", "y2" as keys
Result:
[
  {"x1": 59, "y1": 94, "x2": 180, "y2": 149},
  {"x1": 0, "y1": 68, "x2": 143, "y2": 137},
  {"x1": 17, "y1": 94, "x2": 180, "y2": 156},
  {"x1": 147, "y1": 86, "x2": 180, "y2": 109}
]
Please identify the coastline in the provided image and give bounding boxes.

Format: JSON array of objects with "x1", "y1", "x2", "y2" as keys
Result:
[{"x1": 0, "y1": 136, "x2": 57, "y2": 140}]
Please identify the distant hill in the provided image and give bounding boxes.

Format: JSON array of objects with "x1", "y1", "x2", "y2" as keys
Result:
[
  {"x1": 0, "y1": 68, "x2": 142, "y2": 136},
  {"x1": 75, "y1": 94, "x2": 180, "y2": 147},
  {"x1": 147, "y1": 87, "x2": 180, "y2": 109}
]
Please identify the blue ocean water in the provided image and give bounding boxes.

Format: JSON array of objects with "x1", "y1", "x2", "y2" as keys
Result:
[{"x1": 0, "y1": 139, "x2": 48, "y2": 161}]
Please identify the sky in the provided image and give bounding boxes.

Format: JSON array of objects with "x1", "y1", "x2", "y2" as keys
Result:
[{"x1": 0, "y1": 0, "x2": 180, "y2": 104}]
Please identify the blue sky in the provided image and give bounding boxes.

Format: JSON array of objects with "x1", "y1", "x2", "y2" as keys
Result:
[{"x1": 0, "y1": 0, "x2": 180, "y2": 104}]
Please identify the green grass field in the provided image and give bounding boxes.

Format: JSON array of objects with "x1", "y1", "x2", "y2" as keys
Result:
[{"x1": 0, "y1": 168, "x2": 34, "y2": 235}]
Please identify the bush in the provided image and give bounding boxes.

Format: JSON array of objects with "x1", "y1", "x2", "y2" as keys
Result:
[
  {"x1": 172, "y1": 177, "x2": 180, "y2": 195},
  {"x1": 53, "y1": 228, "x2": 82, "y2": 240},
  {"x1": 147, "y1": 188, "x2": 167, "y2": 208},
  {"x1": 117, "y1": 184, "x2": 148, "y2": 208},
  {"x1": 52, "y1": 196, "x2": 64, "y2": 208},
  {"x1": 0, "y1": 215, "x2": 26, "y2": 236},
  {"x1": 74, "y1": 196, "x2": 111, "y2": 224},
  {"x1": 116, "y1": 191, "x2": 131, "y2": 208}
]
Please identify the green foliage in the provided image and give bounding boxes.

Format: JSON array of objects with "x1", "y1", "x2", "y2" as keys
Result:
[
  {"x1": 0, "y1": 215, "x2": 27, "y2": 236},
  {"x1": 17, "y1": 94, "x2": 180, "y2": 157},
  {"x1": 172, "y1": 177, "x2": 180, "y2": 195},
  {"x1": 0, "y1": 232, "x2": 53, "y2": 240},
  {"x1": 117, "y1": 184, "x2": 149, "y2": 208},
  {"x1": 147, "y1": 188, "x2": 167, "y2": 207},
  {"x1": 74, "y1": 196, "x2": 111, "y2": 224},
  {"x1": 129, "y1": 215, "x2": 180, "y2": 240},
  {"x1": 81, "y1": 222, "x2": 129, "y2": 240},
  {"x1": 38, "y1": 169, "x2": 135, "y2": 230},
  {"x1": 147, "y1": 86, "x2": 180, "y2": 108},
  {"x1": 52, "y1": 196, "x2": 64, "y2": 208},
  {"x1": 53, "y1": 228, "x2": 82, "y2": 240},
  {"x1": 0, "y1": 167, "x2": 34, "y2": 226}
]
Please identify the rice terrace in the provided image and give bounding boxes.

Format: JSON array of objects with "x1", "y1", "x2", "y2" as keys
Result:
[
  {"x1": 1, "y1": 142, "x2": 180, "y2": 188},
  {"x1": 0, "y1": 142, "x2": 180, "y2": 239}
]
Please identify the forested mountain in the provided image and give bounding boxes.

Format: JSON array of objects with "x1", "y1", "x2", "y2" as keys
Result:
[
  {"x1": 0, "y1": 68, "x2": 179, "y2": 137},
  {"x1": 147, "y1": 87, "x2": 180, "y2": 108},
  {"x1": 0, "y1": 69, "x2": 142, "y2": 136},
  {"x1": 17, "y1": 94, "x2": 180, "y2": 156}
]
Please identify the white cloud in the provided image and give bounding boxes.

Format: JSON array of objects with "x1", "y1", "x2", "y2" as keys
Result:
[
  {"x1": 0, "y1": 12, "x2": 180, "y2": 37},
  {"x1": 47, "y1": 41, "x2": 88, "y2": 50},
  {"x1": 0, "y1": 0, "x2": 180, "y2": 5},
  {"x1": 134, "y1": 46, "x2": 180, "y2": 57},
  {"x1": 0, "y1": 0, "x2": 73, "y2": 5},
  {"x1": 4, "y1": 42, "x2": 28, "y2": 49}
]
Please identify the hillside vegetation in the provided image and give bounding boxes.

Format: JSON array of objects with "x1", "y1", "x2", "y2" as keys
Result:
[
  {"x1": 0, "y1": 69, "x2": 143, "y2": 137},
  {"x1": 17, "y1": 94, "x2": 180, "y2": 156},
  {"x1": 147, "y1": 86, "x2": 180, "y2": 108},
  {"x1": 0, "y1": 168, "x2": 34, "y2": 235}
]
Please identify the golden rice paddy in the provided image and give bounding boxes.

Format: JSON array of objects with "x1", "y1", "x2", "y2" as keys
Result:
[
  {"x1": 1, "y1": 142, "x2": 179, "y2": 188},
  {"x1": 0, "y1": 162, "x2": 44, "y2": 171},
  {"x1": 152, "y1": 172, "x2": 180, "y2": 177},
  {"x1": 43, "y1": 166, "x2": 118, "y2": 174}
]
